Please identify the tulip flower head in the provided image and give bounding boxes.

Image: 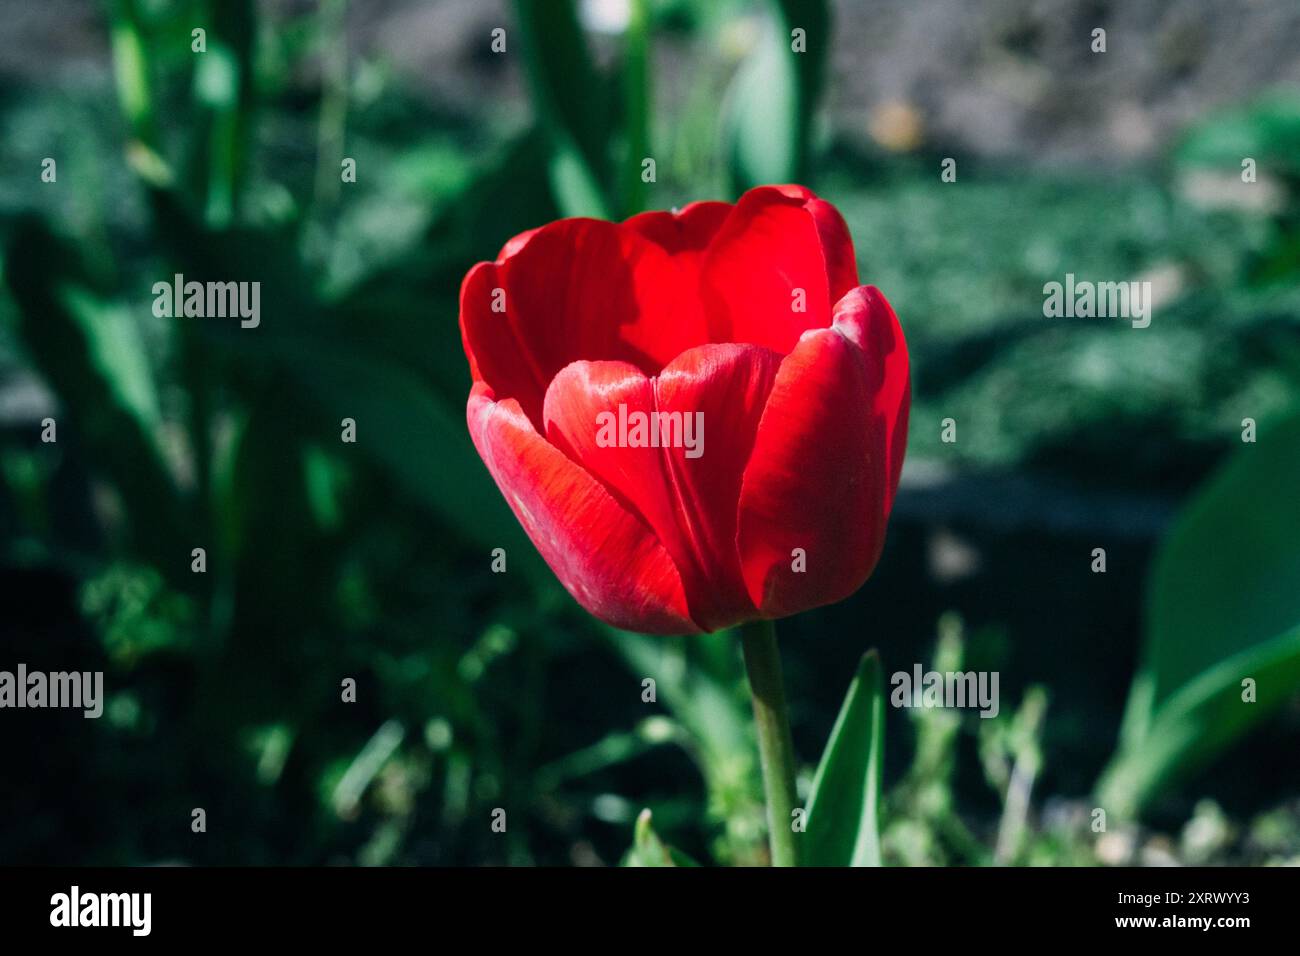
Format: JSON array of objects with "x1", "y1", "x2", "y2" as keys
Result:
[{"x1": 459, "y1": 185, "x2": 910, "y2": 634}]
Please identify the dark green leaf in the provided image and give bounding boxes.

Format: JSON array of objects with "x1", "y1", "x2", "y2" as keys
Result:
[
  {"x1": 3, "y1": 216, "x2": 188, "y2": 574},
  {"x1": 1099, "y1": 410, "x2": 1300, "y2": 817},
  {"x1": 263, "y1": 337, "x2": 548, "y2": 586},
  {"x1": 804, "y1": 649, "x2": 884, "y2": 866},
  {"x1": 512, "y1": 0, "x2": 613, "y2": 217}
]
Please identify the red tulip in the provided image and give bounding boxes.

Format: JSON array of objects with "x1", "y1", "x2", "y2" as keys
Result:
[{"x1": 459, "y1": 185, "x2": 910, "y2": 634}]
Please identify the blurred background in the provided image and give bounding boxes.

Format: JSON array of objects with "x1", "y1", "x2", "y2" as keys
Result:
[{"x1": 2, "y1": 0, "x2": 1299, "y2": 866}]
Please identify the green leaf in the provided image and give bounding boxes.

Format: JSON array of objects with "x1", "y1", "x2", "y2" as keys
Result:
[
  {"x1": 3, "y1": 216, "x2": 188, "y2": 573},
  {"x1": 512, "y1": 0, "x2": 613, "y2": 217},
  {"x1": 1098, "y1": 410, "x2": 1300, "y2": 817},
  {"x1": 804, "y1": 650, "x2": 884, "y2": 866},
  {"x1": 1148, "y1": 412, "x2": 1300, "y2": 705},
  {"x1": 621, "y1": 808, "x2": 700, "y2": 867},
  {"x1": 1099, "y1": 625, "x2": 1300, "y2": 819},
  {"x1": 56, "y1": 287, "x2": 162, "y2": 435},
  {"x1": 547, "y1": 136, "x2": 612, "y2": 220},
  {"x1": 725, "y1": 0, "x2": 830, "y2": 193},
  {"x1": 257, "y1": 336, "x2": 549, "y2": 587}
]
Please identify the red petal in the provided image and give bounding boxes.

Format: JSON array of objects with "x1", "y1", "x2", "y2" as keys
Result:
[
  {"x1": 460, "y1": 189, "x2": 856, "y2": 427},
  {"x1": 700, "y1": 186, "x2": 859, "y2": 356},
  {"x1": 460, "y1": 212, "x2": 741, "y2": 425},
  {"x1": 736, "y1": 286, "x2": 910, "y2": 618},
  {"x1": 613, "y1": 203, "x2": 731, "y2": 372},
  {"x1": 460, "y1": 260, "x2": 547, "y2": 409},
  {"x1": 460, "y1": 221, "x2": 637, "y2": 426},
  {"x1": 622, "y1": 200, "x2": 732, "y2": 254},
  {"x1": 468, "y1": 382, "x2": 697, "y2": 634},
  {"x1": 543, "y1": 344, "x2": 782, "y2": 631},
  {"x1": 765, "y1": 185, "x2": 859, "y2": 303}
]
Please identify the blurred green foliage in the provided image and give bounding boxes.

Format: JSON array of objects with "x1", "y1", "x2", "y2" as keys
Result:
[
  {"x1": 1, "y1": 0, "x2": 1298, "y2": 866},
  {"x1": 1099, "y1": 411, "x2": 1300, "y2": 818}
]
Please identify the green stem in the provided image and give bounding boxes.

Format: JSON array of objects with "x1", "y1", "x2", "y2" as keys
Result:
[{"x1": 740, "y1": 618, "x2": 801, "y2": 867}]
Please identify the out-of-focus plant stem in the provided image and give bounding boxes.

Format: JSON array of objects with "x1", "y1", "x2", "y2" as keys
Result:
[
  {"x1": 313, "y1": 0, "x2": 349, "y2": 214},
  {"x1": 620, "y1": 0, "x2": 651, "y2": 216},
  {"x1": 994, "y1": 686, "x2": 1048, "y2": 864},
  {"x1": 108, "y1": 0, "x2": 172, "y2": 187},
  {"x1": 198, "y1": 0, "x2": 256, "y2": 227},
  {"x1": 740, "y1": 618, "x2": 801, "y2": 867}
]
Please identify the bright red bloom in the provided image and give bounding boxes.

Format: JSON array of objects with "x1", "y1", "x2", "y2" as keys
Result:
[{"x1": 459, "y1": 185, "x2": 910, "y2": 634}]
